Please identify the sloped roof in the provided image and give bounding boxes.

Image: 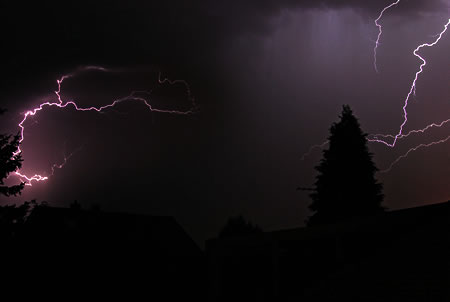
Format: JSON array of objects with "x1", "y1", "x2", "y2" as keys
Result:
[
  {"x1": 271, "y1": 200, "x2": 449, "y2": 241},
  {"x1": 25, "y1": 206, "x2": 203, "y2": 256}
]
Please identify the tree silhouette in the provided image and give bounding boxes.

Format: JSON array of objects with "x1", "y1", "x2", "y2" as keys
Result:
[
  {"x1": 0, "y1": 109, "x2": 25, "y2": 196},
  {"x1": 219, "y1": 215, "x2": 262, "y2": 238},
  {"x1": 307, "y1": 105, "x2": 384, "y2": 226},
  {"x1": 0, "y1": 200, "x2": 41, "y2": 240}
]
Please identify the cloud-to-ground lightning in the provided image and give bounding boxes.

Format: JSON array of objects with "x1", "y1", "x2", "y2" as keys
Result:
[
  {"x1": 12, "y1": 66, "x2": 197, "y2": 186},
  {"x1": 373, "y1": 0, "x2": 401, "y2": 73}
]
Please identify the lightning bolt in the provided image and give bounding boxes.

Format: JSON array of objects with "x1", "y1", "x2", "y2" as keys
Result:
[
  {"x1": 380, "y1": 135, "x2": 450, "y2": 173},
  {"x1": 368, "y1": 17, "x2": 450, "y2": 170},
  {"x1": 373, "y1": 0, "x2": 401, "y2": 73},
  {"x1": 369, "y1": 18, "x2": 450, "y2": 148},
  {"x1": 14, "y1": 146, "x2": 83, "y2": 185},
  {"x1": 370, "y1": 117, "x2": 450, "y2": 141},
  {"x1": 300, "y1": 140, "x2": 329, "y2": 161},
  {"x1": 302, "y1": 6, "x2": 450, "y2": 173},
  {"x1": 12, "y1": 66, "x2": 196, "y2": 186}
]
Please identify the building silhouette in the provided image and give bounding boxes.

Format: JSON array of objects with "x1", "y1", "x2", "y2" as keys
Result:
[
  {"x1": 206, "y1": 201, "x2": 449, "y2": 301},
  {"x1": 1, "y1": 201, "x2": 448, "y2": 300},
  {"x1": 2, "y1": 206, "x2": 204, "y2": 300}
]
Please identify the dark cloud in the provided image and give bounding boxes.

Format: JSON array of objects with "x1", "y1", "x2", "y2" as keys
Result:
[
  {"x1": 0, "y1": 1, "x2": 445, "y2": 83},
  {"x1": 214, "y1": 0, "x2": 447, "y2": 13},
  {"x1": 206, "y1": 0, "x2": 447, "y2": 37},
  {"x1": 1, "y1": 1, "x2": 446, "y2": 65}
]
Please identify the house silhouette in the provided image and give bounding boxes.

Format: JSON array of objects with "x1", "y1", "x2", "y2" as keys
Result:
[
  {"x1": 206, "y1": 201, "x2": 449, "y2": 301},
  {"x1": 2, "y1": 206, "x2": 205, "y2": 300}
]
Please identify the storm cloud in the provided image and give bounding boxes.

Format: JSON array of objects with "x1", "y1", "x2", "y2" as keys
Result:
[{"x1": 1, "y1": 0, "x2": 449, "y2": 245}]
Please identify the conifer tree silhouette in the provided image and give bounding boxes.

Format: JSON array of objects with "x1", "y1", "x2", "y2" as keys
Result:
[
  {"x1": 307, "y1": 105, "x2": 384, "y2": 226},
  {"x1": 0, "y1": 108, "x2": 25, "y2": 196}
]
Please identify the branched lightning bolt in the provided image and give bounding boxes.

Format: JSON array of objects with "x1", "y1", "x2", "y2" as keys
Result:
[
  {"x1": 302, "y1": 4, "x2": 450, "y2": 173},
  {"x1": 12, "y1": 66, "x2": 196, "y2": 186},
  {"x1": 368, "y1": 17, "x2": 450, "y2": 170},
  {"x1": 373, "y1": 0, "x2": 401, "y2": 73},
  {"x1": 369, "y1": 117, "x2": 450, "y2": 141},
  {"x1": 369, "y1": 18, "x2": 450, "y2": 148},
  {"x1": 380, "y1": 135, "x2": 450, "y2": 173},
  {"x1": 15, "y1": 146, "x2": 83, "y2": 185}
]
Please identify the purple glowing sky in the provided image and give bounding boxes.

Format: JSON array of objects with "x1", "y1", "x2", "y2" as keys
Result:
[{"x1": 1, "y1": 0, "x2": 449, "y2": 244}]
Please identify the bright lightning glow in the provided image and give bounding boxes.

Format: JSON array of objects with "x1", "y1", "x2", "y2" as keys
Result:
[
  {"x1": 12, "y1": 67, "x2": 196, "y2": 186},
  {"x1": 14, "y1": 147, "x2": 82, "y2": 185}
]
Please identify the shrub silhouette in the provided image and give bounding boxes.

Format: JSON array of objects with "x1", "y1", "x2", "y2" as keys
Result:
[{"x1": 219, "y1": 215, "x2": 262, "y2": 238}]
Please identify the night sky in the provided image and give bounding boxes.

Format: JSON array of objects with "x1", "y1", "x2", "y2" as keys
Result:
[{"x1": 1, "y1": 0, "x2": 449, "y2": 245}]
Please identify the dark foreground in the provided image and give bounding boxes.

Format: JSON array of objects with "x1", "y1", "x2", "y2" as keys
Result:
[{"x1": 1, "y1": 201, "x2": 448, "y2": 301}]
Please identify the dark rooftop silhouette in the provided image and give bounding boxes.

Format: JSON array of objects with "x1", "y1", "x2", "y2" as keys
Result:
[
  {"x1": 206, "y1": 201, "x2": 449, "y2": 301},
  {"x1": 2, "y1": 205, "x2": 205, "y2": 300}
]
